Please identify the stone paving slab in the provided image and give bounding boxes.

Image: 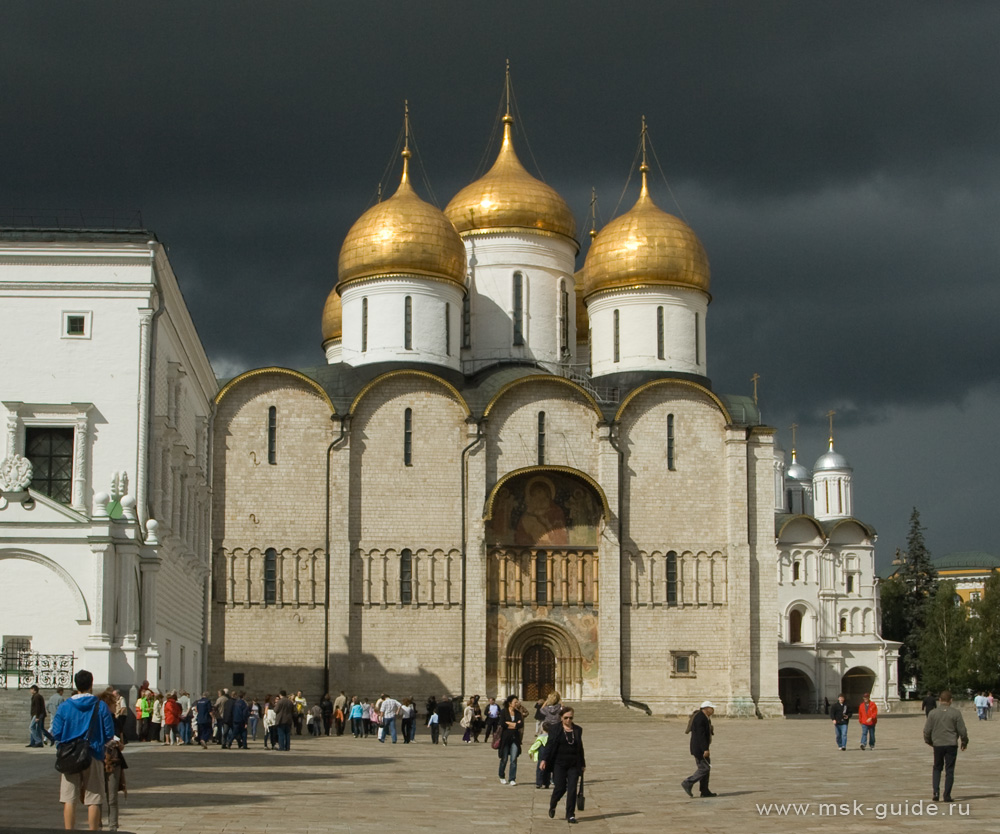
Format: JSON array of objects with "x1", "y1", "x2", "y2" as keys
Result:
[{"x1": 0, "y1": 708, "x2": 997, "y2": 833}]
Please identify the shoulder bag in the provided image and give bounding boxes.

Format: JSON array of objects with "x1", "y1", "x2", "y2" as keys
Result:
[
  {"x1": 55, "y1": 704, "x2": 99, "y2": 774},
  {"x1": 576, "y1": 774, "x2": 585, "y2": 810}
]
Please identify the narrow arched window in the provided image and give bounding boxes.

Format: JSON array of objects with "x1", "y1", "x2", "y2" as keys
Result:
[
  {"x1": 445, "y1": 302, "x2": 451, "y2": 356},
  {"x1": 361, "y1": 297, "x2": 368, "y2": 352},
  {"x1": 839, "y1": 616, "x2": 847, "y2": 633},
  {"x1": 657, "y1": 306, "x2": 665, "y2": 360},
  {"x1": 462, "y1": 293, "x2": 471, "y2": 348},
  {"x1": 512, "y1": 272, "x2": 524, "y2": 346},
  {"x1": 267, "y1": 407, "x2": 277, "y2": 464},
  {"x1": 400, "y1": 549, "x2": 412, "y2": 604},
  {"x1": 792, "y1": 561, "x2": 800, "y2": 581},
  {"x1": 560, "y1": 284, "x2": 569, "y2": 353},
  {"x1": 404, "y1": 296, "x2": 412, "y2": 350},
  {"x1": 537, "y1": 411, "x2": 546, "y2": 465},
  {"x1": 264, "y1": 548, "x2": 277, "y2": 604},
  {"x1": 694, "y1": 312, "x2": 701, "y2": 365},
  {"x1": 667, "y1": 413, "x2": 675, "y2": 470},
  {"x1": 666, "y1": 551, "x2": 678, "y2": 606},
  {"x1": 403, "y1": 408, "x2": 413, "y2": 466},
  {"x1": 535, "y1": 552, "x2": 548, "y2": 604},
  {"x1": 789, "y1": 609, "x2": 803, "y2": 643},
  {"x1": 613, "y1": 309, "x2": 620, "y2": 363},
  {"x1": 846, "y1": 574, "x2": 854, "y2": 593}
]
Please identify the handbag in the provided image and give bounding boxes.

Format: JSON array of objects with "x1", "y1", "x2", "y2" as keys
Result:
[
  {"x1": 55, "y1": 704, "x2": 98, "y2": 775},
  {"x1": 576, "y1": 774, "x2": 585, "y2": 811},
  {"x1": 491, "y1": 729, "x2": 502, "y2": 750}
]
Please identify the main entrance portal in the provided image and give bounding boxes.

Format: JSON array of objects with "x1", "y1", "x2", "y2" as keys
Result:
[{"x1": 522, "y1": 644, "x2": 556, "y2": 701}]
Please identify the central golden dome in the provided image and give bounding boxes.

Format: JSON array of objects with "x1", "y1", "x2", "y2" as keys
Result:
[
  {"x1": 445, "y1": 115, "x2": 577, "y2": 243},
  {"x1": 337, "y1": 150, "x2": 466, "y2": 290},
  {"x1": 581, "y1": 169, "x2": 709, "y2": 299}
]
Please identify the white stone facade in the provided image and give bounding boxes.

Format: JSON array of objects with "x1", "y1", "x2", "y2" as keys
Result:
[{"x1": 0, "y1": 231, "x2": 216, "y2": 693}]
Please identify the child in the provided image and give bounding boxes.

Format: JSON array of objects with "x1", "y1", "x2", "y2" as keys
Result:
[{"x1": 529, "y1": 729, "x2": 550, "y2": 789}]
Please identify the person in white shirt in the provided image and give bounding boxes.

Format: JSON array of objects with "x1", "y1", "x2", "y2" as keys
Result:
[{"x1": 379, "y1": 694, "x2": 402, "y2": 744}]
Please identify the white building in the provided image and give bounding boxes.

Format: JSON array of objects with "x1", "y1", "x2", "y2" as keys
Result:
[
  {"x1": 775, "y1": 436, "x2": 900, "y2": 711},
  {"x1": 0, "y1": 229, "x2": 216, "y2": 693}
]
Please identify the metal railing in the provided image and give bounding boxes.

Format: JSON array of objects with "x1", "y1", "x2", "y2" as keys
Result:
[{"x1": 0, "y1": 652, "x2": 75, "y2": 690}]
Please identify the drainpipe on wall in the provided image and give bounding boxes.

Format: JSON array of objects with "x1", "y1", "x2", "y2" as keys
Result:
[
  {"x1": 137, "y1": 242, "x2": 165, "y2": 534},
  {"x1": 459, "y1": 420, "x2": 484, "y2": 700},
  {"x1": 324, "y1": 415, "x2": 350, "y2": 695}
]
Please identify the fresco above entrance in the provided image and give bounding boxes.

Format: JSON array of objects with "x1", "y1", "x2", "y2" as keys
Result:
[{"x1": 488, "y1": 471, "x2": 601, "y2": 548}]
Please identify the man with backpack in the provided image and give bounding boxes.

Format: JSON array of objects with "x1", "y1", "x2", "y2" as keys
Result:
[{"x1": 51, "y1": 669, "x2": 116, "y2": 831}]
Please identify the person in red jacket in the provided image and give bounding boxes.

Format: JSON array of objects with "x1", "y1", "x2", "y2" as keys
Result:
[
  {"x1": 858, "y1": 692, "x2": 878, "y2": 750},
  {"x1": 163, "y1": 691, "x2": 183, "y2": 746}
]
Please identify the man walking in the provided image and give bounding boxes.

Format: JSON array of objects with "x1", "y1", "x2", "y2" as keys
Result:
[
  {"x1": 436, "y1": 695, "x2": 455, "y2": 746},
  {"x1": 273, "y1": 690, "x2": 295, "y2": 751},
  {"x1": 922, "y1": 691, "x2": 937, "y2": 717},
  {"x1": 45, "y1": 686, "x2": 66, "y2": 745},
  {"x1": 51, "y1": 669, "x2": 116, "y2": 831},
  {"x1": 830, "y1": 693, "x2": 850, "y2": 751},
  {"x1": 379, "y1": 693, "x2": 402, "y2": 743},
  {"x1": 923, "y1": 689, "x2": 969, "y2": 803},
  {"x1": 333, "y1": 691, "x2": 348, "y2": 736},
  {"x1": 195, "y1": 691, "x2": 214, "y2": 749},
  {"x1": 27, "y1": 684, "x2": 46, "y2": 748},
  {"x1": 858, "y1": 692, "x2": 878, "y2": 750},
  {"x1": 681, "y1": 700, "x2": 717, "y2": 798},
  {"x1": 483, "y1": 697, "x2": 501, "y2": 742}
]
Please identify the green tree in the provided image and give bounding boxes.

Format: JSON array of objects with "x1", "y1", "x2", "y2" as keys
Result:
[
  {"x1": 967, "y1": 571, "x2": 1000, "y2": 691},
  {"x1": 878, "y1": 573, "x2": 907, "y2": 643},
  {"x1": 918, "y1": 581, "x2": 970, "y2": 693},
  {"x1": 896, "y1": 508, "x2": 938, "y2": 684}
]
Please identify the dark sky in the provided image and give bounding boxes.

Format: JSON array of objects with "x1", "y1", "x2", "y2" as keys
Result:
[{"x1": 3, "y1": 1, "x2": 997, "y2": 566}]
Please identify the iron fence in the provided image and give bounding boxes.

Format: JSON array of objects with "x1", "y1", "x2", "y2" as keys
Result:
[{"x1": 0, "y1": 651, "x2": 75, "y2": 689}]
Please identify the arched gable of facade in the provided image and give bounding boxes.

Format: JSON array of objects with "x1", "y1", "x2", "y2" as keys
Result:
[
  {"x1": 777, "y1": 515, "x2": 826, "y2": 545},
  {"x1": 0, "y1": 549, "x2": 90, "y2": 623},
  {"x1": 350, "y1": 369, "x2": 470, "y2": 419},
  {"x1": 215, "y1": 367, "x2": 336, "y2": 414},
  {"x1": 827, "y1": 519, "x2": 875, "y2": 546},
  {"x1": 483, "y1": 466, "x2": 611, "y2": 525},
  {"x1": 483, "y1": 375, "x2": 602, "y2": 421},
  {"x1": 614, "y1": 378, "x2": 731, "y2": 424}
]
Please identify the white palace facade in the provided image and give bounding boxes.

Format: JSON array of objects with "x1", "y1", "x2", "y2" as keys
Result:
[{"x1": 0, "y1": 98, "x2": 898, "y2": 713}]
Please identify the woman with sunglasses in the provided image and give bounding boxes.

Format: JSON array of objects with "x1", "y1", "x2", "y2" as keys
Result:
[{"x1": 539, "y1": 705, "x2": 586, "y2": 823}]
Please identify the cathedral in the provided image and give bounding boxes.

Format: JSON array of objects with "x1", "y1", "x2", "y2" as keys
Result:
[{"x1": 0, "y1": 91, "x2": 898, "y2": 715}]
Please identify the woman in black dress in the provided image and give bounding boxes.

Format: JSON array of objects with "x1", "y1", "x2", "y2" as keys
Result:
[
  {"x1": 540, "y1": 705, "x2": 586, "y2": 823},
  {"x1": 497, "y1": 695, "x2": 524, "y2": 785}
]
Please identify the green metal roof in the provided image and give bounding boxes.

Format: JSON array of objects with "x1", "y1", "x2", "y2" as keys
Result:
[{"x1": 934, "y1": 551, "x2": 1000, "y2": 570}]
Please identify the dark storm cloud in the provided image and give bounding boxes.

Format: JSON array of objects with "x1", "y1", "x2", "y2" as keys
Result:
[{"x1": 2, "y1": 1, "x2": 997, "y2": 556}]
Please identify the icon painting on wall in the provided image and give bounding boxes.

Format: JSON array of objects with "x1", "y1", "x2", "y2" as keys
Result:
[{"x1": 489, "y1": 472, "x2": 601, "y2": 548}]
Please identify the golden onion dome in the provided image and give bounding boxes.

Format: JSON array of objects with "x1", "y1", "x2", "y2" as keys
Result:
[
  {"x1": 581, "y1": 164, "x2": 709, "y2": 300},
  {"x1": 574, "y1": 271, "x2": 589, "y2": 342},
  {"x1": 321, "y1": 286, "x2": 342, "y2": 343},
  {"x1": 337, "y1": 142, "x2": 466, "y2": 290},
  {"x1": 445, "y1": 114, "x2": 577, "y2": 244}
]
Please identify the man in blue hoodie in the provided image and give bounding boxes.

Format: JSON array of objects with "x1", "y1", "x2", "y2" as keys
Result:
[{"x1": 51, "y1": 669, "x2": 116, "y2": 831}]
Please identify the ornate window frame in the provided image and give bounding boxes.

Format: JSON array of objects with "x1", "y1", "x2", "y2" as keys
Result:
[{"x1": 4, "y1": 401, "x2": 93, "y2": 511}]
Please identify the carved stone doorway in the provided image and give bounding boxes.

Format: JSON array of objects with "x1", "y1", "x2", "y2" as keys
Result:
[{"x1": 522, "y1": 644, "x2": 556, "y2": 701}]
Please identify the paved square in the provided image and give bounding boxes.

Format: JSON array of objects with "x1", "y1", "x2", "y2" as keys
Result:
[{"x1": 1, "y1": 708, "x2": 997, "y2": 833}]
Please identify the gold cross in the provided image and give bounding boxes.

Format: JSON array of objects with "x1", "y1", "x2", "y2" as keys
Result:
[{"x1": 750, "y1": 373, "x2": 761, "y2": 405}]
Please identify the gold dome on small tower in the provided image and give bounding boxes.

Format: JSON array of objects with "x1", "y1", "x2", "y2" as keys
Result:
[
  {"x1": 581, "y1": 119, "x2": 709, "y2": 300},
  {"x1": 337, "y1": 104, "x2": 467, "y2": 291},
  {"x1": 321, "y1": 286, "x2": 342, "y2": 344},
  {"x1": 445, "y1": 67, "x2": 577, "y2": 243}
]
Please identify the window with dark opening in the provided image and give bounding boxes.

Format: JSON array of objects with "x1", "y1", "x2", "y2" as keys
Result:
[
  {"x1": 462, "y1": 293, "x2": 471, "y2": 348},
  {"x1": 361, "y1": 298, "x2": 368, "y2": 352},
  {"x1": 790, "y1": 609, "x2": 803, "y2": 643},
  {"x1": 404, "y1": 408, "x2": 413, "y2": 466},
  {"x1": 400, "y1": 549, "x2": 413, "y2": 604},
  {"x1": 666, "y1": 551, "x2": 678, "y2": 605},
  {"x1": 25, "y1": 427, "x2": 73, "y2": 504},
  {"x1": 404, "y1": 296, "x2": 412, "y2": 350},
  {"x1": 264, "y1": 548, "x2": 277, "y2": 604},
  {"x1": 267, "y1": 406, "x2": 277, "y2": 464},
  {"x1": 537, "y1": 412, "x2": 546, "y2": 465},
  {"x1": 512, "y1": 272, "x2": 524, "y2": 346},
  {"x1": 535, "y1": 552, "x2": 547, "y2": 604},
  {"x1": 667, "y1": 414, "x2": 675, "y2": 470},
  {"x1": 66, "y1": 316, "x2": 86, "y2": 336},
  {"x1": 560, "y1": 287, "x2": 569, "y2": 353},
  {"x1": 445, "y1": 303, "x2": 451, "y2": 356},
  {"x1": 657, "y1": 306, "x2": 664, "y2": 359},
  {"x1": 613, "y1": 310, "x2": 620, "y2": 362}
]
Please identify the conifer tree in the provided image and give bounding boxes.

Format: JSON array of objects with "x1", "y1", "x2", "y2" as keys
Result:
[{"x1": 896, "y1": 508, "x2": 938, "y2": 684}]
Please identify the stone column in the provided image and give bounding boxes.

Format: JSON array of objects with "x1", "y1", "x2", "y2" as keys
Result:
[
  {"x1": 748, "y1": 427, "x2": 783, "y2": 717},
  {"x1": 463, "y1": 420, "x2": 487, "y2": 697},
  {"x1": 725, "y1": 426, "x2": 755, "y2": 716},
  {"x1": 139, "y1": 548, "x2": 162, "y2": 687},
  {"x1": 328, "y1": 418, "x2": 352, "y2": 683},
  {"x1": 597, "y1": 422, "x2": 622, "y2": 701}
]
